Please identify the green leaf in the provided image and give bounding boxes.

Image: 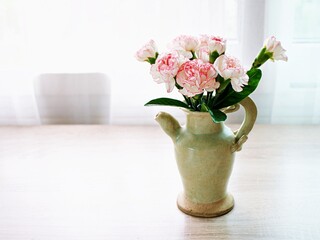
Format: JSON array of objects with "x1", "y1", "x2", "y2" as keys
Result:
[
  {"x1": 210, "y1": 109, "x2": 227, "y2": 123},
  {"x1": 201, "y1": 102, "x2": 227, "y2": 123},
  {"x1": 213, "y1": 68, "x2": 262, "y2": 109},
  {"x1": 145, "y1": 98, "x2": 191, "y2": 109},
  {"x1": 146, "y1": 52, "x2": 159, "y2": 64},
  {"x1": 209, "y1": 51, "x2": 220, "y2": 64},
  {"x1": 217, "y1": 78, "x2": 231, "y2": 93},
  {"x1": 147, "y1": 57, "x2": 156, "y2": 64}
]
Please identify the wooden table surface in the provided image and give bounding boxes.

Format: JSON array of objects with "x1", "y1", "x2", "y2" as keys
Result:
[{"x1": 0, "y1": 125, "x2": 320, "y2": 240}]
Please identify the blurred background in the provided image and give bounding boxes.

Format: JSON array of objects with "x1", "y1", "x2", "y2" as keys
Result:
[{"x1": 0, "y1": 0, "x2": 319, "y2": 125}]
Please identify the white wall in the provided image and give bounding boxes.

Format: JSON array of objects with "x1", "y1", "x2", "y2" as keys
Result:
[{"x1": 0, "y1": 0, "x2": 319, "y2": 125}]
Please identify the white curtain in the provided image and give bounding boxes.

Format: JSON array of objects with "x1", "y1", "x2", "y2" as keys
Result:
[
  {"x1": 0, "y1": 0, "x2": 319, "y2": 125},
  {"x1": 264, "y1": 0, "x2": 320, "y2": 124}
]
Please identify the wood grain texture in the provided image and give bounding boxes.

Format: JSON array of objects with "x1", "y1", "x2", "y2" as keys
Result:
[{"x1": 0, "y1": 125, "x2": 320, "y2": 240}]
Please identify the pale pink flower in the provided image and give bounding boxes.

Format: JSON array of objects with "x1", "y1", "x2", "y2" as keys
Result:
[
  {"x1": 197, "y1": 47, "x2": 210, "y2": 62},
  {"x1": 214, "y1": 55, "x2": 248, "y2": 92},
  {"x1": 264, "y1": 36, "x2": 288, "y2": 61},
  {"x1": 150, "y1": 51, "x2": 186, "y2": 93},
  {"x1": 198, "y1": 35, "x2": 226, "y2": 57},
  {"x1": 135, "y1": 40, "x2": 158, "y2": 62},
  {"x1": 171, "y1": 35, "x2": 199, "y2": 51},
  {"x1": 173, "y1": 50, "x2": 193, "y2": 60},
  {"x1": 176, "y1": 59, "x2": 219, "y2": 97},
  {"x1": 169, "y1": 35, "x2": 199, "y2": 59}
]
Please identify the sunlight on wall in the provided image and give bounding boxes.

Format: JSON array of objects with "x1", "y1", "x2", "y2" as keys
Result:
[
  {"x1": 0, "y1": 0, "x2": 240, "y2": 124},
  {"x1": 0, "y1": 0, "x2": 319, "y2": 124}
]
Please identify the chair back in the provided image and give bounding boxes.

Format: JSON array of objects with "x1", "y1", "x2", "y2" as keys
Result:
[{"x1": 34, "y1": 73, "x2": 110, "y2": 124}]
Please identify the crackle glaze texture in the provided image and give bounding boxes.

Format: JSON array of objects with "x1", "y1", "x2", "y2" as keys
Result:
[
  {"x1": 175, "y1": 111, "x2": 235, "y2": 204},
  {"x1": 155, "y1": 97, "x2": 257, "y2": 217}
]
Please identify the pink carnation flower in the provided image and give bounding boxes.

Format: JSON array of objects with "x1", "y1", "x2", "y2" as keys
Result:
[
  {"x1": 176, "y1": 59, "x2": 219, "y2": 97},
  {"x1": 197, "y1": 35, "x2": 226, "y2": 62},
  {"x1": 150, "y1": 51, "x2": 187, "y2": 93},
  {"x1": 169, "y1": 35, "x2": 199, "y2": 59},
  {"x1": 135, "y1": 40, "x2": 158, "y2": 62},
  {"x1": 264, "y1": 36, "x2": 288, "y2": 61},
  {"x1": 214, "y1": 55, "x2": 249, "y2": 92},
  {"x1": 171, "y1": 35, "x2": 199, "y2": 52}
]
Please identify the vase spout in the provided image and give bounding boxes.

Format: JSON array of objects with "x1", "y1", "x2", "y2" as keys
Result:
[{"x1": 155, "y1": 112, "x2": 181, "y2": 141}]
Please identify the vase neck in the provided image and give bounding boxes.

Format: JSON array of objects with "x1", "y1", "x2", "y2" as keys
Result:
[{"x1": 185, "y1": 111, "x2": 223, "y2": 134}]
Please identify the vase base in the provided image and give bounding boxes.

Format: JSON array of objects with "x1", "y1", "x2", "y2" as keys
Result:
[{"x1": 177, "y1": 192, "x2": 234, "y2": 218}]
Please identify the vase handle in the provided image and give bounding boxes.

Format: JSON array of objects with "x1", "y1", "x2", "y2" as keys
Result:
[{"x1": 231, "y1": 97, "x2": 257, "y2": 152}]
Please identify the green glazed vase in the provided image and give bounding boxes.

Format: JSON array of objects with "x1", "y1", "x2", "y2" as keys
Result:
[{"x1": 155, "y1": 97, "x2": 257, "y2": 217}]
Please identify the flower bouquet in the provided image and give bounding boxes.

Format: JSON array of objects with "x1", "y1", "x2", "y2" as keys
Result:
[{"x1": 136, "y1": 35, "x2": 287, "y2": 122}]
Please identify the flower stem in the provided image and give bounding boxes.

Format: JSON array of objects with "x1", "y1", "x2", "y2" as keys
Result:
[
  {"x1": 182, "y1": 95, "x2": 192, "y2": 107},
  {"x1": 206, "y1": 92, "x2": 213, "y2": 105},
  {"x1": 252, "y1": 47, "x2": 273, "y2": 68},
  {"x1": 211, "y1": 92, "x2": 220, "y2": 107}
]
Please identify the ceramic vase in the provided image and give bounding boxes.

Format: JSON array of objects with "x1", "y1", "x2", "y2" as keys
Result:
[{"x1": 155, "y1": 97, "x2": 257, "y2": 217}]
